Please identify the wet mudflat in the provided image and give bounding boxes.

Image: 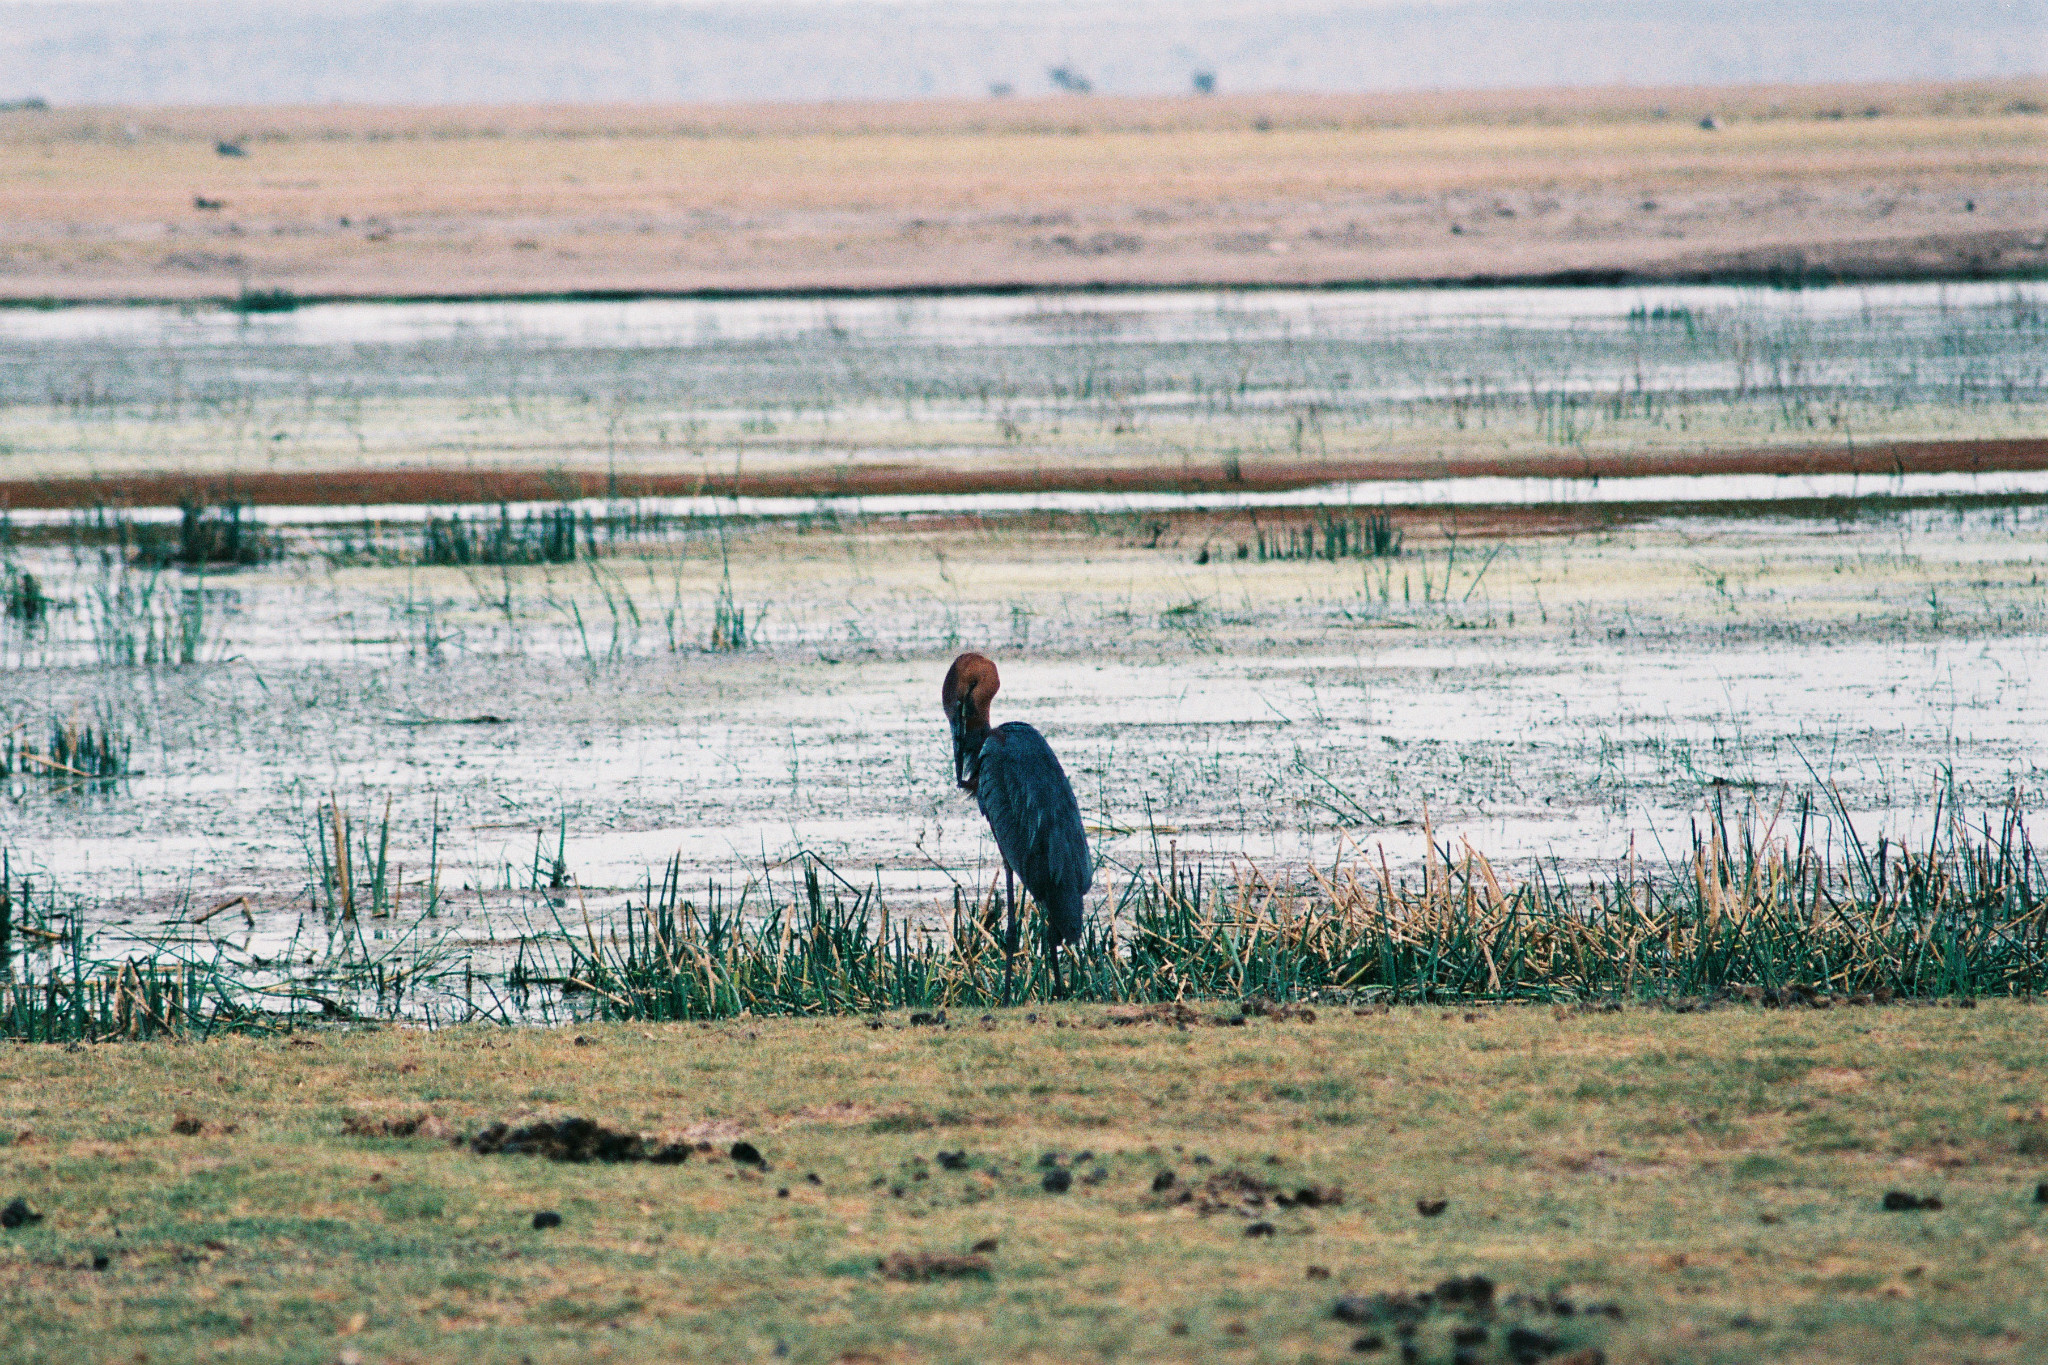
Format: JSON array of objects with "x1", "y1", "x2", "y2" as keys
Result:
[{"x1": 5, "y1": 281, "x2": 2044, "y2": 496}]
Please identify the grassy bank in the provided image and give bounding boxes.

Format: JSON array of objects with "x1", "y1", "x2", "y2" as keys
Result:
[{"x1": 2, "y1": 1003, "x2": 2046, "y2": 1363}]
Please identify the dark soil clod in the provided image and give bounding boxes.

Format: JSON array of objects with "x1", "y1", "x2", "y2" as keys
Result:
[
  {"x1": 170, "y1": 1114, "x2": 205, "y2": 1136},
  {"x1": 730, "y1": 1141, "x2": 764, "y2": 1166},
  {"x1": 1506, "y1": 1326, "x2": 1564, "y2": 1363},
  {"x1": 1416, "y1": 1197, "x2": 1449, "y2": 1217},
  {"x1": 971, "y1": 1237, "x2": 999, "y2": 1254},
  {"x1": 878, "y1": 1250, "x2": 991, "y2": 1281},
  {"x1": 1307, "y1": 1264, "x2": 1331, "y2": 1279},
  {"x1": 1352, "y1": 1334, "x2": 1386, "y2": 1352},
  {"x1": 2035, "y1": 1182, "x2": 2047, "y2": 1204},
  {"x1": 1152, "y1": 1170, "x2": 1178, "y2": 1192},
  {"x1": 1333, "y1": 1292, "x2": 1432, "y2": 1328},
  {"x1": 1245, "y1": 1220, "x2": 1276, "y2": 1237},
  {"x1": 343, "y1": 1111, "x2": 456, "y2": 1141},
  {"x1": 1, "y1": 1198, "x2": 42, "y2": 1230},
  {"x1": 1434, "y1": 1275, "x2": 1495, "y2": 1310},
  {"x1": 1882, "y1": 1190, "x2": 1943, "y2": 1211},
  {"x1": 935, "y1": 1150, "x2": 970, "y2": 1171},
  {"x1": 531, "y1": 1210, "x2": 562, "y2": 1229},
  {"x1": 469, "y1": 1117, "x2": 691, "y2": 1164},
  {"x1": 92, "y1": 1252, "x2": 109, "y2": 1270},
  {"x1": 1042, "y1": 1169, "x2": 1073, "y2": 1194}
]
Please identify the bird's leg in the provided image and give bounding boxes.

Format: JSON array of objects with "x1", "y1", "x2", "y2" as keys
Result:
[
  {"x1": 1049, "y1": 936, "x2": 1065, "y2": 999},
  {"x1": 1001, "y1": 866, "x2": 1018, "y2": 1007}
]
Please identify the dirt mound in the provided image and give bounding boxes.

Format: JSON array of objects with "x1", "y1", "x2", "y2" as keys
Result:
[
  {"x1": 878, "y1": 1250, "x2": 993, "y2": 1282},
  {"x1": 467, "y1": 1117, "x2": 693, "y2": 1164},
  {"x1": 342, "y1": 1110, "x2": 458, "y2": 1141}
]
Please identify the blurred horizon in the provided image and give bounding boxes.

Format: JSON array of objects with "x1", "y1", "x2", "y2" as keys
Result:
[{"x1": 1, "y1": 0, "x2": 2042, "y2": 107}]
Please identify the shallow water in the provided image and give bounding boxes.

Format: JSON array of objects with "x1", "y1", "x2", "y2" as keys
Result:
[
  {"x1": 3, "y1": 503, "x2": 2043, "y2": 980},
  {"x1": 5, "y1": 280, "x2": 2042, "y2": 433}
]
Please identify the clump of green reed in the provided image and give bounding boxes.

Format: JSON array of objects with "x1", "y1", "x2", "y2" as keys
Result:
[
  {"x1": 6, "y1": 783, "x2": 2039, "y2": 1040},
  {"x1": 554, "y1": 784, "x2": 2045, "y2": 1019},
  {"x1": 0, "y1": 857, "x2": 264, "y2": 1041},
  {"x1": 302, "y1": 796, "x2": 442, "y2": 921},
  {"x1": 706, "y1": 533, "x2": 761, "y2": 650},
  {"x1": 87, "y1": 568, "x2": 215, "y2": 667},
  {"x1": 422, "y1": 504, "x2": 578, "y2": 566},
  {"x1": 1215, "y1": 512, "x2": 1402, "y2": 565},
  {"x1": 0, "y1": 797, "x2": 475, "y2": 1040},
  {"x1": 228, "y1": 287, "x2": 299, "y2": 315},
  {"x1": 3, "y1": 563, "x2": 50, "y2": 625},
  {"x1": 0, "y1": 710, "x2": 133, "y2": 785},
  {"x1": 126, "y1": 503, "x2": 277, "y2": 570}
]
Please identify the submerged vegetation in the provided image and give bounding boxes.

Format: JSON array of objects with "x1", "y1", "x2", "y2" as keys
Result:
[{"x1": 3, "y1": 784, "x2": 2040, "y2": 1040}]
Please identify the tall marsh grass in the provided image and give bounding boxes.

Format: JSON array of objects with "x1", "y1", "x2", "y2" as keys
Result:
[
  {"x1": 4, "y1": 784, "x2": 2040, "y2": 1038},
  {"x1": 559, "y1": 784, "x2": 2044, "y2": 1020}
]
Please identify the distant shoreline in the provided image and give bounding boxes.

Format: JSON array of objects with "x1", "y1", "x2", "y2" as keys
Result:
[
  {"x1": 5, "y1": 237, "x2": 2044, "y2": 310},
  {"x1": 6, "y1": 79, "x2": 2041, "y2": 310}
]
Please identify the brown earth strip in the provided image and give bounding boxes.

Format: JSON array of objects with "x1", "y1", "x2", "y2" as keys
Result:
[
  {"x1": 2, "y1": 437, "x2": 2042, "y2": 511},
  {"x1": 4, "y1": 78, "x2": 2042, "y2": 303}
]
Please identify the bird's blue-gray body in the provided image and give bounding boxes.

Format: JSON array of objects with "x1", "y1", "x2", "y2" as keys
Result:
[{"x1": 974, "y1": 721, "x2": 1092, "y2": 945}]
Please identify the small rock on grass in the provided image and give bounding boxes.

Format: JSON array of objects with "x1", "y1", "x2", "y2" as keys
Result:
[
  {"x1": 532, "y1": 1210, "x2": 562, "y2": 1229},
  {"x1": 730, "y1": 1140, "x2": 764, "y2": 1166},
  {"x1": 1244, "y1": 1221, "x2": 1276, "y2": 1237},
  {"x1": 1416, "y1": 1197, "x2": 1449, "y2": 1217},
  {"x1": 1042, "y1": 1168, "x2": 1073, "y2": 1194},
  {"x1": 0, "y1": 1198, "x2": 42, "y2": 1230}
]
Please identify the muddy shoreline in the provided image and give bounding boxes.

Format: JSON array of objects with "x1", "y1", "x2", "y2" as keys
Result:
[
  {"x1": 5, "y1": 436, "x2": 2044, "y2": 511},
  {"x1": 5, "y1": 228, "x2": 2043, "y2": 309}
]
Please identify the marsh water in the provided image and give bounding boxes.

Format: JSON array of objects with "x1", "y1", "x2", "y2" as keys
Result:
[
  {"x1": 1, "y1": 281, "x2": 2045, "y2": 997},
  {"x1": 4, "y1": 280, "x2": 2044, "y2": 486}
]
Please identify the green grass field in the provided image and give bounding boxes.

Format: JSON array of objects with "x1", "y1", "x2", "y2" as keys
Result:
[{"x1": 4, "y1": 1003, "x2": 2046, "y2": 1363}]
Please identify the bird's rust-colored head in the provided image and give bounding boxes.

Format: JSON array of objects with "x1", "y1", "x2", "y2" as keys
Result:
[{"x1": 942, "y1": 652, "x2": 999, "y2": 791}]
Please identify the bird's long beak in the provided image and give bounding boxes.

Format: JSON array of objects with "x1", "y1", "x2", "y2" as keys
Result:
[{"x1": 950, "y1": 703, "x2": 977, "y2": 793}]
